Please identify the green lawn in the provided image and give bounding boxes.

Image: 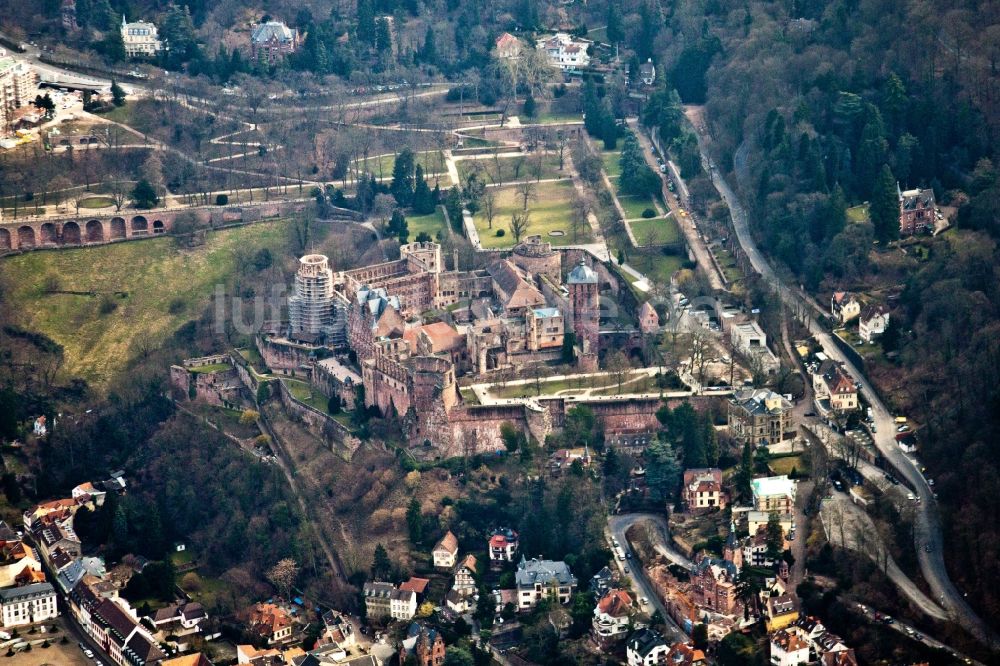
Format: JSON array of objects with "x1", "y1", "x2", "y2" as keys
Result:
[
  {"x1": 591, "y1": 374, "x2": 661, "y2": 396},
  {"x1": 360, "y1": 150, "x2": 446, "y2": 179},
  {"x1": 77, "y1": 196, "x2": 114, "y2": 209},
  {"x1": 1, "y1": 220, "x2": 292, "y2": 387},
  {"x1": 472, "y1": 181, "x2": 590, "y2": 248},
  {"x1": 769, "y1": 453, "x2": 809, "y2": 476},
  {"x1": 457, "y1": 153, "x2": 568, "y2": 185},
  {"x1": 187, "y1": 363, "x2": 232, "y2": 374},
  {"x1": 407, "y1": 207, "x2": 449, "y2": 241},
  {"x1": 531, "y1": 111, "x2": 583, "y2": 125},
  {"x1": 601, "y1": 151, "x2": 622, "y2": 179},
  {"x1": 628, "y1": 217, "x2": 681, "y2": 246},
  {"x1": 847, "y1": 204, "x2": 869, "y2": 223},
  {"x1": 632, "y1": 251, "x2": 684, "y2": 286},
  {"x1": 619, "y1": 193, "x2": 660, "y2": 220},
  {"x1": 282, "y1": 378, "x2": 331, "y2": 412},
  {"x1": 488, "y1": 374, "x2": 621, "y2": 399}
]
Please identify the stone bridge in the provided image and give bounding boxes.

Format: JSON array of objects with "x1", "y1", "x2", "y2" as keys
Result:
[{"x1": 0, "y1": 200, "x2": 359, "y2": 253}]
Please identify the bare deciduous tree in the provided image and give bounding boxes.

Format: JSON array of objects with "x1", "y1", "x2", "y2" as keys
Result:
[
  {"x1": 482, "y1": 189, "x2": 497, "y2": 229},
  {"x1": 515, "y1": 180, "x2": 536, "y2": 211},
  {"x1": 266, "y1": 558, "x2": 300, "y2": 600},
  {"x1": 509, "y1": 211, "x2": 530, "y2": 242}
]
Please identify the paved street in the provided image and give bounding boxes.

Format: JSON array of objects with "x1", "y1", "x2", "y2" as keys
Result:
[{"x1": 606, "y1": 514, "x2": 688, "y2": 643}]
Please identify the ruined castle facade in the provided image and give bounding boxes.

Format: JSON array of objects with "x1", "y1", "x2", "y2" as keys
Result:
[{"x1": 253, "y1": 236, "x2": 613, "y2": 457}]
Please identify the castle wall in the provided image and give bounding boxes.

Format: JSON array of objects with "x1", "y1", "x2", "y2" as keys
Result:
[{"x1": 275, "y1": 379, "x2": 362, "y2": 459}]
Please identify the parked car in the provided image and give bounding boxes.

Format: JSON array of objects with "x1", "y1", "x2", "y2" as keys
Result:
[{"x1": 640, "y1": 597, "x2": 649, "y2": 605}]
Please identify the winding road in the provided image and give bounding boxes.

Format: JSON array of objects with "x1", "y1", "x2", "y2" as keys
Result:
[{"x1": 687, "y1": 114, "x2": 1000, "y2": 650}]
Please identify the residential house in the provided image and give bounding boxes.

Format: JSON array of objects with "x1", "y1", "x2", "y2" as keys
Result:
[
  {"x1": 250, "y1": 21, "x2": 299, "y2": 64},
  {"x1": 898, "y1": 186, "x2": 935, "y2": 236},
  {"x1": 682, "y1": 468, "x2": 726, "y2": 511},
  {"x1": 488, "y1": 528, "x2": 519, "y2": 564},
  {"x1": 72, "y1": 482, "x2": 108, "y2": 506},
  {"x1": 246, "y1": 602, "x2": 294, "y2": 645},
  {"x1": 765, "y1": 594, "x2": 799, "y2": 632},
  {"x1": 742, "y1": 527, "x2": 777, "y2": 568},
  {"x1": 399, "y1": 576, "x2": 430, "y2": 601},
  {"x1": 690, "y1": 556, "x2": 739, "y2": 615},
  {"x1": 515, "y1": 557, "x2": 577, "y2": 610},
  {"x1": 665, "y1": 643, "x2": 708, "y2": 666},
  {"x1": 494, "y1": 32, "x2": 523, "y2": 59},
  {"x1": 453, "y1": 554, "x2": 478, "y2": 597},
  {"x1": 728, "y1": 389, "x2": 794, "y2": 446},
  {"x1": 24, "y1": 498, "x2": 78, "y2": 530},
  {"x1": 236, "y1": 644, "x2": 306, "y2": 665},
  {"x1": 120, "y1": 15, "x2": 161, "y2": 58},
  {"x1": 0, "y1": 523, "x2": 43, "y2": 588},
  {"x1": 813, "y1": 360, "x2": 858, "y2": 413},
  {"x1": 820, "y1": 650, "x2": 859, "y2": 666},
  {"x1": 770, "y1": 627, "x2": 810, "y2": 666},
  {"x1": 149, "y1": 601, "x2": 206, "y2": 635},
  {"x1": 627, "y1": 628, "x2": 670, "y2": 666},
  {"x1": 639, "y1": 59, "x2": 656, "y2": 86},
  {"x1": 549, "y1": 447, "x2": 592, "y2": 475},
  {"x1": 830, "y1": 292, "x2": 861, "y2": 324},
  {"x1": 363, "y1": 582, "x2": 395, "y2": 620},
  {"x1": 298, "y1": 646, "x2": 379, "y2": 666},
  {"x1": 320, "y1": 610, "x2": 356, "y2": 650},
  {"x1": 591, "y1": 588, "x2": 633, "y2": 649},
  {"x1": 87, "y1": 597, "x2": 165, "y2": 666},
  {"x1": 0, "y1": 582, "x2": 57, "y2": 628},
  {"x1": 31, "y1": 519, "x2": 81, "y2": 560},
  {"x1": 590, "y1": 566, "x2": 615, "y2": 598},
  {"x1": 390, "y1": 588, "x2": 417, "y2": 621},
  {"x1": 444, "y1": 589, "x2": 471, "y2": 614},
  {"x1": 432, "y1": 531, "x2": 459, "y2": 569},
  {"x1": 752, "y1": 476, "x2": 797, "y2": 514},
  {"x1": 730, "y1": 321, "x2": 780, "y2": 373},
  {"x1": 747, "y1": 511, "x2": 794, "y2": 538},
  {"x1": 535, "y1": 33, "x2": 591, "y2": 70},
  {"x1": 398, "y1": 622, "x2": 445, "y2": 666},
  {"x1": 858, "y1": 305, "x2": 890, "y2": 343}
]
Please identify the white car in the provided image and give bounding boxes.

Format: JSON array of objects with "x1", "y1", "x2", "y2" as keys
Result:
[{"x1": 640, "y1": 597, "x2": 649, "y2": 605}]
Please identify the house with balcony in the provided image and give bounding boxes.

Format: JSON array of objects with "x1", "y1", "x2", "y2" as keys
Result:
[
  {"x1": 682, "y1": 468, "x2": 726, "y2": 511},
  {"x1": 488, "y1": 528, "x2": 518, "y2": 565},
  {"x1": 770, "y1": 626, "x2": 810, "y2": 666},
  {"x1": 591, "y1": 588, "x2": 633, "y2": 650},
  {"x1": 515, "y1": 557, "x2": 577, "y2": 610},
  {"x1": 858, "y1": 305, "x2": 890, "y2": 343},
  {"x1": 535, "y1": 33, "x2": 591, "y2": 70},
  {"x1": 813, "y1": 360, "x2": 858, "y2": 413}
]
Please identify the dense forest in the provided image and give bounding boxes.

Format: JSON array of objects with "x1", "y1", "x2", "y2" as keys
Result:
[{"x1": 665, "y1": 0, "x2": 1000, "y2": 631}]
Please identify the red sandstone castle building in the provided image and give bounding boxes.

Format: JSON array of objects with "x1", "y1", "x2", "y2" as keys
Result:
[{"x1": 251, "y1": 236, "x2": 613, "y2": 457}]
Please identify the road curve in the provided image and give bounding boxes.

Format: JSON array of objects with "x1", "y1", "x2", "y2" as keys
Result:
[
  {"x1": 608, "y1": 513, "x2": 690, "y2": 643},
  {"x1": 691, "y1": 125, "x2": 1000, "y2": 649}
]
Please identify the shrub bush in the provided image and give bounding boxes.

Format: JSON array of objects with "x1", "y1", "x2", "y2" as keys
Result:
[
  {"x1": 215, "y1": 194, "x2": 229, "y2": 206},
  {"x1": 641, "y1": 208, "x2": 657, "y2": 218},
  {"x1": 496, "y1": 229, "x2": 505, "y2": 237}
]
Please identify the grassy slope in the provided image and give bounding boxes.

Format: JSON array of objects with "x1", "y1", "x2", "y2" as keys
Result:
[
  {"x1": 407, "y1": 208, "x2": 449, "y2": 241},
  {"x1": 3, "y1": 221, "x2": 291, "y2": 386}
]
